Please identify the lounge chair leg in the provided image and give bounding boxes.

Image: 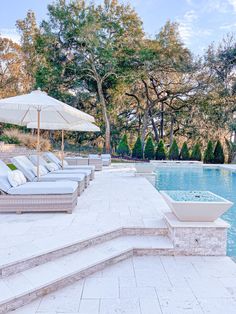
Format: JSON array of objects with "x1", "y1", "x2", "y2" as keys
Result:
[
  {"x1": 67, "y1": 209, "x2": 72, "y2": 214},
  {"x1": 16, "y1": 210, "x2": 22, "y2": 214}
]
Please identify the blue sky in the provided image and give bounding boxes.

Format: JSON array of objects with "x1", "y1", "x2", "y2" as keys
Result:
[{"x1": 0, "y1": 0, "x2": 235, "y2": 55}]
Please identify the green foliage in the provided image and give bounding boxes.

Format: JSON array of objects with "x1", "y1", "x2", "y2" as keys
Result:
[
  {"x1": 213, "y1": 140, "x2": 225, "y2": 164},
  {"x1": 7, "y1": 164, "x2": 17, "y2": 170},
  {"x1": 180, "y1": 142, "x2": 190, "y2": 160},
  {"x1": 132, "y1": 136, "x2": 143, "y2": 159},
  {"x1": 0, "y1": 135, "x2": 20, "y2": 144},
  {"x1": 155, "y1": 140, "x2": 166, "y2": 160},
  {"x1": 203, "y1": 140, "x2": 214, "y2": 164},
  {"x1": 191, "y1": 143, "x2": 202, "y2": 161},
  {"x1": 117, "y1": 134, "x2": 130, "y2": 157},
  {"x1": 144, "y1": 136, "x2": 155, "y2": 160},
  {"x1": 168, "y1": 139, "x2": 179, "y2": 160}
]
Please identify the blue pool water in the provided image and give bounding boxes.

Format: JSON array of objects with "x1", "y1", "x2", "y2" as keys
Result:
[{"x1": 155, "y1": 166, "x2": 236, "y2": 256}]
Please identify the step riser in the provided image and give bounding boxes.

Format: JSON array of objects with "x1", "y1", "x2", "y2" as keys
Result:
[
  {"x1": 0, "y1": 250, "x2": 133, "y2": 314},
  {"x1": 1, "y1": 228, "x2": 168, "y2": 278}
]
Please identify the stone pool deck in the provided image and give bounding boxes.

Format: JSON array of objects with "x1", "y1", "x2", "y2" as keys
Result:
[{"x1": 0, "y1": 163, "x2": 236, "y2": 313}]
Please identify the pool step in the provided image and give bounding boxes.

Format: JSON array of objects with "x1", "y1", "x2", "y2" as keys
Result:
[
  {"x1": 0, "y1": 226, "x2": 168, "y2": 278},
  {"x1": 0, "y1": 235, "x2": 173, "y2": 313}
]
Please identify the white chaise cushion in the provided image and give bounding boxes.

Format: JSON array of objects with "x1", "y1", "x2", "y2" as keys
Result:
[
  {"x1": 8, "y1": 181, "x2": 78, "y2": 195},
  {"x1": 8, "y1": 170, "x2": 27, "y2": 188},
  {"x1": 31, "y1": 165, "x2": 48, "y2": 176},
  {"x1": 45, "y1": 162, "x2": 59, "y2": 172}
]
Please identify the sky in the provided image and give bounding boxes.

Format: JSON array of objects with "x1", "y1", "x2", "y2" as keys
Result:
[{"x1": 0, "y1": 0, "x2": 236, "y2": 55}]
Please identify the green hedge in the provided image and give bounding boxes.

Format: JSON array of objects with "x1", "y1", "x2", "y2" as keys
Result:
[
  {"x1": 144, "y1": 136, "x2": 155, "y2": 160},
  {"x1": 155, "y1": 140, "x2": 166, "y2": 160},
  {"x1": 132, "y1": 136, "x2": 143, "y2": 159}
]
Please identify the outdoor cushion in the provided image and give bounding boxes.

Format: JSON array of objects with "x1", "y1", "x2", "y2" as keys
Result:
[
  {"x1": 45, "y1": 162, "x2": 59, "y2": 172},
  {"x1": 8, "y1": 181, "x2": 78, "y2": 195},
  {"x1": 44, "y1": 152, "x2": 62, "y2": 167},
  {"x1": 0, "y1": 176, "x2": 12, "y2": 193},
  {"x1": 89, "y1": 154, "x2": 100, "y2": 159},
  {"x1": 0, "y1": 160, "x2": 15, "y2": 193},
  {"x1": 8, "y1": 170, "x2": 26, "y2": 187},
  {"x1": 34, "y1": 172, "x2": 85, "y2": 182},
  {"x1": 31, "y1": 165, "x2": 49, "y2": 176},
  {"x1": 11, "y1": 156, "x2": 36, "y2": 181}
]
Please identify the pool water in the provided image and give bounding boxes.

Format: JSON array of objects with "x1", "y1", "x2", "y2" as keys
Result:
[{"x1": 155, "y1": 166, "x2": 236, "y2": 256}]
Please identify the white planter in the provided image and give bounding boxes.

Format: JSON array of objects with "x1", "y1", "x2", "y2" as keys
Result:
[
  {"x1": 160, "y1": 190, "x2": 233, "y2": 222},
  {"x1": 135, "y1": 163, "x2": 156, "y2": 173}
]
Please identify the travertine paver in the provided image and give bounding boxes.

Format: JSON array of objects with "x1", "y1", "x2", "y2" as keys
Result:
[
  {"x1": 0, "y1": 164, "x2": 168, "y2": 264},
  {"x1": 12, "y1": 256, "x2": 236, "y2": 314}
]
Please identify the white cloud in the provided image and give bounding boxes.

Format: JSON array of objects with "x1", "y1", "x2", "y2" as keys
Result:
[
  {"x1": 0, "y1": 28, "x2": 20, "y2": 43},
  {"x1": 178, "y1": 10, "x2": 198, "y2": 43},
  {"x1": 220, "y1": 22, "x2": 236, "y2": 29},
  {"x1": 178, "y1": 10, "x2": 212, "y2": 47},
  {"x1": 228, "y1": 0, "x2": 236, "y2": 12}
]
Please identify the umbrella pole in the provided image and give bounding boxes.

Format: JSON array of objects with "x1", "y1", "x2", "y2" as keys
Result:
[
  {"x1": 61, "y1": 129, "x2": 64, "y2": 169},
  {"x1": 37, "y1": 109, "x2": 41, "y2": 181}
]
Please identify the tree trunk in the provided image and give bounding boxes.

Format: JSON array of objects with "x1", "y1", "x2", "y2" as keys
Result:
[
  {"x1": 170, "y1": 116, "x2": 174, "y2": 146},
  {"x1": 151, "y1": 118, "x2": 159, "y2": 142},
  {"x1": 97, "y1": 79, "x2": 111, "y2": 153},
  {"x1": 141, "y1": 108, "x2": 149, "y2": 147},
  {"x1": 160, "y1": 102, "x2": 164, "y2": 139}
]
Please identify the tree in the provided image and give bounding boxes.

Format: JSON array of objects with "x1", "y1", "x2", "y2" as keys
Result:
[
  {"x1": 213, "y1": 140, "x2": 225, "y2": 164},
  {"x1": 117, "y1": 134, "x2": 130, "y2": 157},
  {"x1": 35, "y1": 0, "x2": 144, "y2": 153},
  {"x1": 169, "y1": 139, "x2": 179, "y2": 160},
  {"x1": 180, "y1": 142, "x2": 190, "y2": 160},
  {"x1": 191, "y1": 143, "x2": 202, "y2": 161},
  {"x1": 155, "y1": 140, "x2": 166, "y2": 160},
  {"x1": 0, "y1": 37, "x2": 30, "y2": 98},
  {"x1": 203, "y1": 141, "x2": 214, "y2": 163},
  {"x1": 132, "y1": 136, "x2": 143, "y2": 159},
  {"x1": 144, "y1": 136, "x2": 155, "y2": 160}
]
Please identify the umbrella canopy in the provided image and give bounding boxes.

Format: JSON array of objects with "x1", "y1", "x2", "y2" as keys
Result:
[
  {"x1": 27, "y1": 121, "x2": 100, "y2": 132},
  {"x1": 0, "y1": 90, "x2": 95, "y2": 178},
  {"x1": 27, "y1": 121, "x2": 100, "y2": 169},
  {"x1": 0, "y1": 90, "x2": 94, "y2": 125}
]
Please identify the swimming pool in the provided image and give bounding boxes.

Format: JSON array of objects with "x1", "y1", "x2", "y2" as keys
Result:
[{"x1": 155, "y1": 166, "x2": 236, "y2": 256}]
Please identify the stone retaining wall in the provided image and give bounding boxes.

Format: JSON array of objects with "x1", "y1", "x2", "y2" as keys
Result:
[{"x1": 0, "y1": 143, "x2": 36, "y2": 163}]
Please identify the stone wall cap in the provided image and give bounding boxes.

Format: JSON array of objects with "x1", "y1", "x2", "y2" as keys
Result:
[{"x1": 164, "y1": 212, "x2": 230, "y2": 229}]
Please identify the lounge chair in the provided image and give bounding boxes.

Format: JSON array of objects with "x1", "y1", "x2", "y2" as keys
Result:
[
  {"x1": 101, "y1": 154, "x2": 111, "y2": 166},
  {"x1": 29, "y1": 154, "x2": 93, "y2": 184},
  {"x1": 43, "y1": 152, "x2": 95, "y2": 179},
  {"x1": 0, "y1": 160, "x2": 78, "y2": 213},
  {"x1": 64, "y1": 154, "x2": 103, "y2": 171},
  {"x1": 11, "y1": 156, "x2": 86, "y2": 195}
]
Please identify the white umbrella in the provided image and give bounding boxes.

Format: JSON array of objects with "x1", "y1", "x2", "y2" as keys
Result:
[
  {"x1": 0, "y1": 90, "x2": 95, "y2": 178},
  {"x1": 27, "y1": 121, "x2": 100, "y2": 168}
]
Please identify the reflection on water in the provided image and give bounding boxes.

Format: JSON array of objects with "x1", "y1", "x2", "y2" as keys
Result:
[{"x1": 155, "y1": 166, "x2": 236, "y2": 256}]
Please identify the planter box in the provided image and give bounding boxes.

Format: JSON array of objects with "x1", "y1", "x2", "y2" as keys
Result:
[
  {"x1": 135, "y1": 163, "x2": 156, "y2": 174},
  {"x1": 160, "y1": 190, "x2": 233, "y2": 222}
]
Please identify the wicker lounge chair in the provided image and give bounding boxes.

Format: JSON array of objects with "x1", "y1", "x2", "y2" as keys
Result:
[
  {"x1": 29, "y1": 154, "x2": 92, "y2": 185},
  {"x1": 0, "y1": 160, "x2": 78, "y2": 213},
  {"x1": 42, "y1": 152, "x2": 95, "y2": 180},
  {"x1": 101, "y1": 154, "x2": 111, "y2": 166},
  {"x1": 63, "y1": 153, "x2": 103, "y2": 171},
  {"x1": 11, "y1": 156, "x2": 86, "y2": 195}
]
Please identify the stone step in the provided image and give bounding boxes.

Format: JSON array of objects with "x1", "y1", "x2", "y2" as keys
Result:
[
  {"x1": 0, "y1": 235, "x2": 173, "y2": 313},
  {"x1": 0, "y1": 227, "x2": 168, "y2": 278}
]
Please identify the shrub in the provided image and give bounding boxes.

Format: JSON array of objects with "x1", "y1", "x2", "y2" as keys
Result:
[
  {"x1": 180, "y1": 142, "x2": 190, "y2": 160},
  {"x1": 191, "y1": 143, "x2": 202, "y2": 161},
  {"x1": 203, "y1": 140, "x2": 214, "y2": 164},
  {"x1": 144, "y1": 136, "x2": 155, "y2": 160},
  {"x1": 168, "y1": 139, "x2": 179, "y2": 160},
  {"x1": 117, "y1": 134, "x2": 130, "y2": 157},
  {"x1": 132, "y1": 136, "x2": 143, "y2": 159},
  {"x1": 3, "y1": 129, "x2": 51, "y2": 151},
  {"x1": 213, "y1": 140, "x2": 225, "y2": 164},
  {"x1": 155, "y1": 140, "x2": 166, "y2": 160}
]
